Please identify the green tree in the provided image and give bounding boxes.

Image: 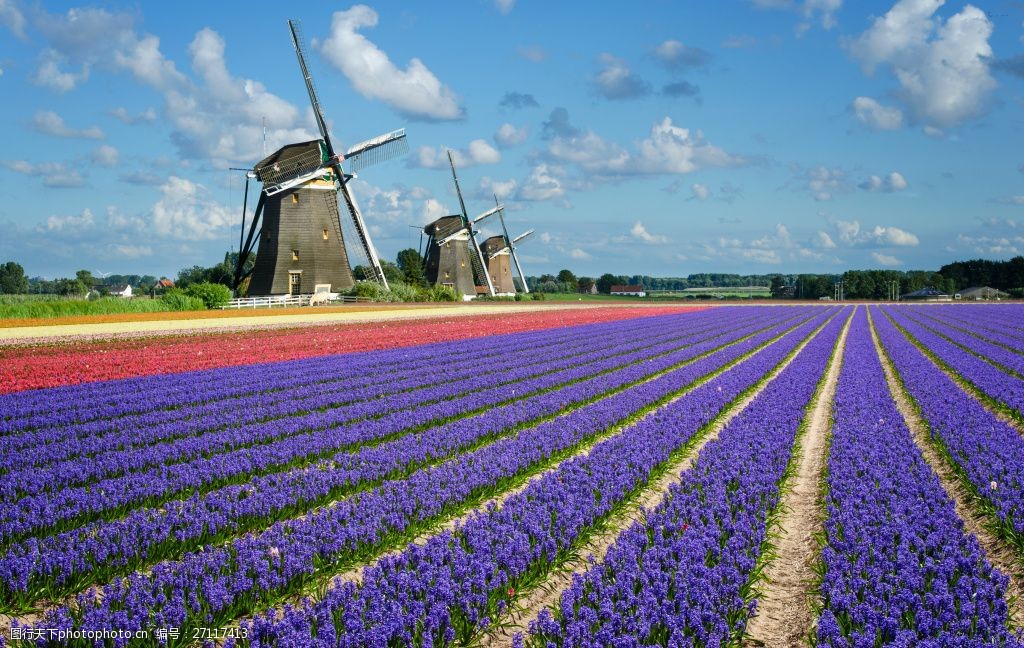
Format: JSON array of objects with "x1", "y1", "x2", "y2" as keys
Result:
[
  {"x1": 0, "y1": 261, "x2": 29, "y2": 294},
  {"x1": 556, "y1": 269, "x2": 578, "y2": 289},
  {"x1": 76, "y1": 270, "x2": 95, "y2": 289},
  {"x1": 577, "y1": 276, "x2": 595, "y2": 293},
  {"x1": 769, "y1": 275, "x2": 785, "y2": 298},
  {"x1": 596, "y1": 273, "x2": 617, "y2": 294},
  {"x1": 184, "y1": 282, "x2": 231, "y2": 309},
  {"x1": 396, "y1": 248, "x2": 426, "y2": 286},
  {"x1": 55, "y1": 278, "x2": 88, "y2": 297}
]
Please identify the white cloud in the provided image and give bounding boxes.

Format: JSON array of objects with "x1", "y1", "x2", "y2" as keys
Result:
[
  {"x1": 0, "y1": 0, "x2": 26, "y2": 38},
  {"x1": 653, "y1": 40, "x2": 712, "y2": 69},
  {"x1": 477, "y1": 177, "x2": 518, "y2": 201},
  {"x1": 318, "y1": 5, "x2": 463, "y2": 120},
  {"x1": 151, "y1": 176, "x2": 235, "y2": 240},
  {"x1": 115, "y1": 34, "x2": 189, "y2": 90},
  {"x1": 872, "y1": 225, "x2": 918, "y2": 246},
  {"x1": 108, "y1": 244, "x2": 153, "y2": 258},
  {"x1": 815, "y1": 231, "x2": 837, "y2": 248},
  {"x1": 630, "y1": 221, "x2": 669, "y2": 244},
  {"x1": 690, "y1": 183, "x2": 710, "y2": 200},
  {"x1": 519, "y1": 163, "x2": 565, "y2": 201},
  {"x1": 805, "y1": 166, "x2": 847, "y2": 201},
  {"x1": 494, "y1": 0, "x2": 515, "y2": 14},
  {"x1": 847, "y1": 0, "x2": 996, "y2": 128},
  {"x1": 494, "y1": 123, "x2": 528, "y2": 148},
  {"x1": 110, "y1": 106, "x2": 157, "y2": 125},
  {"x1": 872, "y1": 252, "x2": 902, "y2": 265},
  {"x1": 32, "y1": 110, "x2": 103, "y2": 139},
  {"x1": 421, "y1": 198, "x2": 449, "y2": 224},
  {"x1": 91, "y1": 145, "x2": 119, "y2": 167},
  {"x1": 569, "y1": 247, "x2": 592, "y2": 260},
  {"x1": 45, "y1": 208, "x2": 95, "y2": 232},
  {"x1": 412, "y1": 139, "x2": 501, "y2": 169},
  {"x1": 750, "y1": 0, "x2": 843, "y2": 31},
  {"x1": 860, "y1": 171, "x2": 908, "y2": 192},
  {"x1": 851, "y1": 96, "x2": 904, "y2": 130},
  {"x1": 833, "y1": 219, "x2": 919, "y2": 246},
  {"x1": 1, "y1": 159, "x2": 86, "y2": 187},
  {"x1": 593, "y1": 53, "x2": 650, "y2": 99},
  {"x1": 33, "y1": 49, "x2": 90, "y2": 93},
  {"x1": 993, "y1": 195, "x2": 1024, "y2": 205}
]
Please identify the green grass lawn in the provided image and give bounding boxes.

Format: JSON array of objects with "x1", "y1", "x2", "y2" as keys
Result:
[{"x1": 0, "y1": 295, "x2": 184, "y2": 319}]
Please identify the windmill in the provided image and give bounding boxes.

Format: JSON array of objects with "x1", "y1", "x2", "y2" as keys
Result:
[
  {"x1": 233, "y1": 20, "x2": 407, "y2": 296},
  {"x1": 422, "y1": 151, "x2": 500, "y2": 298},
  {"x1": 479, "y1": 194, "x2": 533, "y2": 295}
]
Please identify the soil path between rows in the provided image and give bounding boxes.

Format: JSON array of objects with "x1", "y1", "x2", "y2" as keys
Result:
[
  {"x1": 479, "y1": 311, "x2": 842, "y2": 647},
  {"x1": 741, "y1": 307, "x2": 852, "y2": 646},
  {"x1": 868, "y1": 307, "x2": 1024, "y2": 628}
]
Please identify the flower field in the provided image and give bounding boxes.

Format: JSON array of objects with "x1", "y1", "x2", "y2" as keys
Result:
[{"x1": 1, "y1": 304, "x2": 1023, "y2": 647}]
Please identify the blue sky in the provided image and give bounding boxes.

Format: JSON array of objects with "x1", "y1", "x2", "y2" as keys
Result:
[{"x1": 0, "y1": 0, "x2": 1022, "y2": 280}]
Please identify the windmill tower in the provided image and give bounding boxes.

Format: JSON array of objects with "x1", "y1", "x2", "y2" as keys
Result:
[
  {"x1": 422, "y1": 151, "x2": 500, "y2": 298},
  {"x1": 480, "y1": 197, "x2": 533, "y2": 294},
  {"x1": 233, "y1": 20, "x2": 407, "y2": 296}
]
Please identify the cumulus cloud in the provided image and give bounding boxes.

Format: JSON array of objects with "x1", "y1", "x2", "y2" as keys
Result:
[
  {"x1": 991, "y1": 195, "x2": 1024, "y2": 205},
  {"x1": 859, "y1": 171, "x2": 908, "y2": 192},
  {"x1": 871, "y1": 252, "x2": 902, "y2": 266},
  {"x1": 569, "y1": 247, "x2": 592, "y2": 260},
  {"x1": 91, "y1": 145, "x2": 119, "y2": 167},
  {"x1": 690, "y1": 183, "x2": 711, "y2": 200},
  {"x1": 541, "y1": 107, "x2": 580, "y2": 139},
  {"x1": 0, "y1": 0, "x2": 26, "y2": 38},
  {"x1": 592, "y1": 53, "x2": 650, "y2": 100},
  {"x1": 119, "y1": 170, "x2": 162, "y2": 186},
  {"x1": 834, "y1": 219, "x2": 919, "y2": 246},
  {"x1": 493, "y1": 0, "x2": 515, "y2": 14},
  {"x1": 750, "y1": 0, "x2": 843, "y2": 31},
  {"x1": 421, "y1": 197, "x2": 449, "y2": 224},
  {"x1": 653, "y1": 40, "x2": 712, "y2": 69},
  {"x1": 494, "y1": 123, "x2": 528, "y2": 148},
  {"x1": 411, "y1": 139, "x2": 501, "y2": 169},
  {"x1": 851, "y1": 96, "x2": 904, "y2": 130},
  {"x1": 110, "y1": 106, "x2": 157, "y2": 125},
  {"x1": 815, "y1": 230, "x2": 837, "y2": 248},
  {"x1": 630, "y1": 221, "x2": 669, "y2": 244},
  {"x1": 32, "y1": 110, "x2": 103, "y2": 139},
  {"x1": 151, "y1": 176, "x2": 235, "y2": 240},
  {"x1": 846, "y1": 0, "x2": 996, "y2": 128},
  {"x1": 662, "y1": 81, "x2": 701, "y2": 101},
  {"x1": 1, "y1": 159, "x2": 86, "y2": 188},
  {"x1": 33, "y1": 49, "x2": 90, "y2": 93},
  {"x1": 804, "y1": 166, "x2": 847, "y2": 201},
  {"x1": 477, "y1": 176, "x2": 518, "y2": 201},
  {"x1": 318, "y1": 5, "x2": 463, "y2": 120},
  {"x1": 45, "y1": 208, "x2": 95, "y2": 232},
  {"x1": 499, "y1": 91, "x2": 540, "y2": 109},
  {"x1": 993, "y1": 54, "x2": 1024, "y2": 79},
  {"x1": 518, "y1": 163, "x2": 565, "y2": 201}
]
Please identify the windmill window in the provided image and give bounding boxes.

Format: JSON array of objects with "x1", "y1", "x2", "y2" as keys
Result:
[
  {"x1": 444, "y1": 271, "x2": 450, "y2": 279},
  {"x1": 322, "y1": 229, "x2": 329, "y2": 240},
  {"x1": 292, "y1": 249, "x2": 300, "y2": 261},
  {"x1": 291, "y1": 194, "x2": 300, "y2": 204},
  {"x1": 460, "y1": 261, "x2": 465, "y2": 268}
]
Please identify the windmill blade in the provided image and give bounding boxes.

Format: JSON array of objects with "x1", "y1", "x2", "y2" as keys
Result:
[
  {"x1": 512, "y1": 229, "x2": 535, "y2": 244},
  {"x1": 437, "y1": 226, "x2": 471, "y2": 246},
  {"x1": 344, "y1": 129, "x2": 408, "y2": 173},
  {"x1": 471, "y1": 205, "x2": 502, "y2": 224},
  {"x1": 288, "y1": 20, "x2": 334, "y2": 157},
  {"x1": 448, "y1": 150, "x2": 470, "y2": 222},
  {"x1": 446, "y1": 150, "x2": 494, "y2": 296},
  {"x1": 495, "y1": 195, "x2": 513, "y2": 243}
]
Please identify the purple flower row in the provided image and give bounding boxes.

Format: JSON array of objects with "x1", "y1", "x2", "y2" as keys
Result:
[
  {"x1": 522, "y1": 307, "x2": 846, "y2": 648},
  {"x1": 882, "y1": 307, "x2": 1024, "y2": 417},
  {"x1": 0, "y1": 311, "x2": 775, "y2": 603},
  {"x1": 932, "y1": 305, "x2": 1024, "y2": 342},
  {"x1": 240, "y1": 311, "x2": 841, "y2": 648},
  {"x1": 2, "y1": 314, "x2": 725, "y2": 500},
  {"x1": 897, "y1": 307, "x2": 1024, "y2": 380},
  {"x1": 29, "y1": 309, "x2": 832, "y2": 640},
  {"x1": 873, "y1": 306, "x2": 1024, "y2": 540},
  {"x1": 816, "y1": 308, "x2": 1017, "y2": 645},
  {"x1": 0, "y1": 311, "x2": 773, "y2": 545},
  {"x1": 919, "y1": 305, "x2": 1024, "y2": 351}
]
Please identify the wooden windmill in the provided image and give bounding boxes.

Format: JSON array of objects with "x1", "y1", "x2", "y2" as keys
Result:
[
  {"x1": 480, "y1": 195, "x2": 533, "y2": 295},
  {"x1": 233, "y1": 20, "x2": 407, "y2": 296},
  {"x1": 422, "y1": 151, "x2": 500, "y2": 298}
]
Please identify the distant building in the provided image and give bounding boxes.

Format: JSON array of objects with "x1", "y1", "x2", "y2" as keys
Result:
[
  {"x1": 610, "y1": 284, "x2": 647, "y2": 297},
  {"x1": 155, "y1": 278, "x2": 175, "y2": 291},
  {"x1": 901, "y1": 287, "x2": 951, "y2": 302},
  {"x1": 107, "y1": 284, "x2": 133, "y2": 298},
  {"x1": 579, "y1": 283, "x2": 598, "y2": 294},
  {"x1": 956, "y1": 286, "x2": 1008, "y2": 300}
]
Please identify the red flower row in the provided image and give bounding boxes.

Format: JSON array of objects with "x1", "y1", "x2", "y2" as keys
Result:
[{"x1": 0, "y1": 306, "x2": 702, "y2": 394}]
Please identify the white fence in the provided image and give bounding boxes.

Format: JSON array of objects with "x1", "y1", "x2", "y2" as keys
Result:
[{"x1": 220, "y1": 294, "x2": 372, "y2": 309}]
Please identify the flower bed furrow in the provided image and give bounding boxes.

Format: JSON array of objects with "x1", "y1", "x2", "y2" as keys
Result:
[
  {"x1": 919, "y1": 307, "x2": 1024, "y2": 355},
  {"x1": 1, "y1": 311, "x2": 697, "y2": 434},
  {"x1": 932, "y1": 305, "x2": 1024, "y2": 341},
  {"x1": 521, "y1": 307, "x2": 845, "y2": 647},
  {"x1": 0, "y1": 313, "x2": 771, "y2": 547},
  {"x1": 873, "y1": 306, "x2": 1024, "y2": 547},
  {"x1": 883, "y1": 307, "x2": 1024, "y2": 418},
  {"x1": 2, "y1": 315, "x2": 725, "y2": 498},
  {"x1": 899, "y1": 307, "x2": 1024, "y2": 378},
  {"x1": 814, "y1": 308, "x2": 1017, "y2": 644},
  {"x1": 25, "y1": 309, "x2": 827, "y2": 641},
  {"x1": 0, "y1": 306, "x2": 699, "y2": 394},
  {"x1": 0, "y1": 314, "x2": 779, "y2": 605},
  {"x1": 239, "y1": 311, "x2": 837, "y2": 647}
]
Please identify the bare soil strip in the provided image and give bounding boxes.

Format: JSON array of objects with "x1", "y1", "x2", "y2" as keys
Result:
[
  {"x1": 478, "y1": 312, "x2": 842, "y2": 647},
  {"x1": 868, "y1": 309, "x2": 1024, "y2": 628},
  {"x1": 741, "y1": 309, "x2": 852, "y2": 647}
]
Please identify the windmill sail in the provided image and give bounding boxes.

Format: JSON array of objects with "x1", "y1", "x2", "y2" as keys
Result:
[{"x1": 448, "y1": 151, "x2": 495, "y2": 296}]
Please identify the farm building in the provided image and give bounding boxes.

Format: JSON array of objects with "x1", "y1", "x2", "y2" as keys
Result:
[
  {"x1": 901, "y1": 287, "x2": 952, "y2": 302},
  {"x1": 611, "y1": 285, "x2": 647, "y2": 297},
  {"x1": 957, "y1": 286, "x2": 1009, "y2": 300},
  {"x1": 107, "y1": 284, "x2": 133, "y2": 298}
]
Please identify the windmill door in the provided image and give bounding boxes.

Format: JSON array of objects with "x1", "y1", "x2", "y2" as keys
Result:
[{"x1": 289, "y1": 272, "x2": 301, "y2": 296}]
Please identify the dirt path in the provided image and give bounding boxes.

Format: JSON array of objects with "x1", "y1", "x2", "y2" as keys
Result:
[
  {"x1": 740, "y1": 308, "x2": 852, "y2": 646},
  {"x1": 867, "y1": 308, "x2": 1024, "y2": 628},
  {"x1": 478, "y1": 311, "x2": 842, "y2": 647}
]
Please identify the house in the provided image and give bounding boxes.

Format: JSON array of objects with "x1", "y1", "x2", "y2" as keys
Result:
[
  {"x1": 610, "y1": 284, "x2": 647, "y2": 297},
  {"x1": 579, "y1": 283, "x2": 598, "y2": 294},
  {"x1": 901, "y1": 287, "x2": 951, "y2": 302},
  {"x1": 155, "y1": 278, "x2": 175, "y2": 291},
  {"x1": 956, "y1": 286, "x2": 1009, "y2": 300},
  {"x1": 107, "y1": 284, "x2": 133, "y2": 298}
]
